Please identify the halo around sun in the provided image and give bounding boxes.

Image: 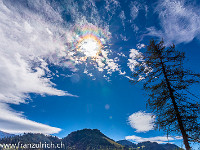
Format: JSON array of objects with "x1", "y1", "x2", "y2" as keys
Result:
[
  {"x1": 76, "y1": 34, "x2": 102, "y2": 58},
  {"x1": 72, "y1": 24, "x2": 110, "y2": 60},
  {"x1": 65, "y1": 24, "x2": 123, "y2": 79}
]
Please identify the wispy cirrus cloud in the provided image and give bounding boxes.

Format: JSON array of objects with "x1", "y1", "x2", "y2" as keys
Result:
[
  {"x1": 0, "y1": 0, "x2": 74, "y2": 134},
  {"x1": 130, "y1": 1, "x2": 140, "y2": 21},
  {"x1": 147, "y1": 0, "x2": 200, "y2": 44}
]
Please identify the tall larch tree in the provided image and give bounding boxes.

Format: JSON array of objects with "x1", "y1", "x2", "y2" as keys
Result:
[{"x1": 130, "y1": 40, "x2": 200, "y2": 150}]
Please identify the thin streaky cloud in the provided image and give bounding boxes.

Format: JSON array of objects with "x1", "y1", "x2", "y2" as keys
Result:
[
  {"x1": 147, "y1": 0, "x2": 200, "y2": 44},
  {"x1": 125, "y1": 134, "x2": 182, "y2": 144},
  {"x1": 0, "y1": 103, "x2": 61, "y2": 134}
]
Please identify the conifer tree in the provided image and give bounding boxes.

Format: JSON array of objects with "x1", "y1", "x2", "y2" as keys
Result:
[{"x1": 130, "y1": 40, "x2": 200, "y2": 150}]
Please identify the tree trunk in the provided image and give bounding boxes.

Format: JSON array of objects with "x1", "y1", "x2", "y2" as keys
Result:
[{"x1": 159, "y1": 57, "x2": 191, "y2": 150}]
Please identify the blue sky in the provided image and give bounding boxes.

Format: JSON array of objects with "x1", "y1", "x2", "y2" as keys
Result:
[{"x1": 0, "y1": 0, "x2": 200, "y2": 148}]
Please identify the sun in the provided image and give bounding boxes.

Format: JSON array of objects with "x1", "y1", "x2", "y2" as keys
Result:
[{"x1": 76, "y1": 34, "x2": 102, "y2": 57}]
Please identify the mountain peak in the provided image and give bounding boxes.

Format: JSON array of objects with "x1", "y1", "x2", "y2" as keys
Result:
[{"x1": 62, "y1": 128, "x2": 123, "y2": 150}]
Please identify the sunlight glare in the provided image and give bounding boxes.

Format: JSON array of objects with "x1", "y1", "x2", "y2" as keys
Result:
[{"x1": 77, "y1": 35, "x2": 102, "y2": 57}]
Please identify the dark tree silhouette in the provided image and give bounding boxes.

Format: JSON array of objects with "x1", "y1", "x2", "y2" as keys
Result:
[{"x1": 130, "y1": 40, "x2": 200, "y2": 150}]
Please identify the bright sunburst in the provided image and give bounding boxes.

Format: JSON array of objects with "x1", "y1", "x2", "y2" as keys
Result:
[
  {"x1": 67, "y1": 24, "x2": 121, "y2": 77},
  {"x1": 76, "y1": 34, "x2": 102, "y2": 57}
]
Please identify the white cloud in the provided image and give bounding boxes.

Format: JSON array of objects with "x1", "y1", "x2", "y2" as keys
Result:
[
  {"x1": 0, "y1": 103, "x2": 61, "y2": 134},
  {"x1": 128, "y1": 111, "x2": 155, "y2": 133},
  {"x1": 130, "y1": 1, "x2": 140, "y2": 21},
  {"x1": 0, "y1": 0, "x2": 73, "y2": 101},
  {"x1": 105, "y1": 0, "x2": 120, "y2": 13},
  {"x1": 0, "y1": 0, "x2": 75, "y2": 134},
  {"x1": 0, "y1": 54, "x2": 73, "y2": 104},
  {"x1": 147, "y1": 0, "x2": 200, "y2": 44},
  {"x1": 127, "y1": 49, "x2": 142, "y2": 72},
  {"x1": 136, "y1": 43, "x2": 145, "y2": 49},
  {"x1": 125, "y1": 134, "x2": 181, "y2": 144},
  {"x1": 127, "y1": 49, "x2": 152, "y2": 81}
]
